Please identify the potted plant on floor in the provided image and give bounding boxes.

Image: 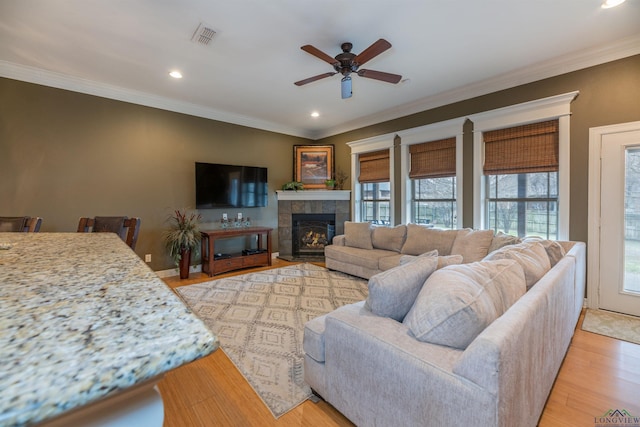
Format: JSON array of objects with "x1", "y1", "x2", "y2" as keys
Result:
[{"x1": 164, "y1": 208, "x2": 201, "y2": 279}]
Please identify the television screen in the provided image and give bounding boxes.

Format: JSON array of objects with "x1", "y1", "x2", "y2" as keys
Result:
[{"x1": 195, "y1": 162, "x2": 268, "y2": 208}]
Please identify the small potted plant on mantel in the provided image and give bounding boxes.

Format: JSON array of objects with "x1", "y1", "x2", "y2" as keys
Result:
[
  {"x1": 324, "y1": 179, "x2": 336, "y2": 189},
  {"x1": 164, "y1": 208, "x2": 201, "y2": 279}
]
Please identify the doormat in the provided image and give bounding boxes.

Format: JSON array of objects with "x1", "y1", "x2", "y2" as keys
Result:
[
  {"x1": 582, "y1": 309, "x2": 640, "y2": 345},
  {"x1": 175, "y1": 263, "x2": 368, "y2": 418}
]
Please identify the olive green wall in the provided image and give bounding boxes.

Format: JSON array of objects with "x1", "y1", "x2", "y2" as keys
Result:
[
  {"x1": 0, "y1": 78, "x2": 312, "y2": 270},
  {"x1": 319, "y1": 54, "x2": 640, "y2": 244}
]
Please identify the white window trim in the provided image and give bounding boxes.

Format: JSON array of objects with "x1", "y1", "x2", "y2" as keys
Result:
[
  {"x1": 469, "y1": 91, "x2": 578, "y2": 240},
  {"x1": 347, "y1": 133, "x2": 396, "y2": 223},
  {"x1": 398, "y1": 118, "x2": 465, "y2": 227}
]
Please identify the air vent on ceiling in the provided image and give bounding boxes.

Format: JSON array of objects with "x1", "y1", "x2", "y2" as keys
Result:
[{"x1": 191, "y1": 22, "x2": 216, "y2": 46}]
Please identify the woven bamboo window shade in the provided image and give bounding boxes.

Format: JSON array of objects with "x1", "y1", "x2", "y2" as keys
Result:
[
  {"x1": 483, "y1": 119, "x2": 559, "y2": 175},
  {"x1": 409, "y1": 137, "x2": 456, "y2": 179},
  {"x1": 358, "y1": 149, "x2": 390, "y2": 183}
]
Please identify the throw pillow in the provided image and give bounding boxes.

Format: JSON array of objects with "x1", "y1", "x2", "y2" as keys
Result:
[
  {"x1": 365, "y1": 256, "x2": 439, "y2": 322},
  {"x1": 401, "y1": 224, "x2": 460, "y2": 256},
  {"x1": 372, "y1": 224, "x2": 407, "y2": 252},
  {"x1": 450, "y1": 229, "x2": 495, "y2": 263},
  {"x1": 403, "y1": 259, "x2": 526, "y2": 349},
  {"x1": 488, "y1": 231, "x2": 521, "y2": 254},
  {"x1": 344, "y1": 221, "x2": 373, "y2": 250},
  {"x1": 522, "y1": 237, "x2": 566, "y2": 267},
  {"x1": 484, "y1": 241, "x2": 551, "y2": 289}
]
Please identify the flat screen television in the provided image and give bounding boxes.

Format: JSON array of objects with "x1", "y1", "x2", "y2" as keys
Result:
[{"x1": 195, "y1": 162, "x2": 268, "y2": 208}]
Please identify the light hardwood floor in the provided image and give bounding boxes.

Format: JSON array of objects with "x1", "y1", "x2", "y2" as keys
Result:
[{"x1": 160, "y1": 260, "x2": 640, "y2": 426}]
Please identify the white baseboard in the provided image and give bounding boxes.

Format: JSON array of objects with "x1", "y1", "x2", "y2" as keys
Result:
[
  {"x1": 153, "y1": 252, "x2": 280, "y2": 278},
  {"x1": 154, "y1": 264, "x2": 202, "y2": 278}
]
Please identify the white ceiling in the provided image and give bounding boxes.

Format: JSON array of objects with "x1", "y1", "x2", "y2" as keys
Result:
[{"x1": 1, "y1": 0, "x2": 639, "y2": 139}]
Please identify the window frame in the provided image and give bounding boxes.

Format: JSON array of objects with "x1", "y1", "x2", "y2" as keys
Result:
[{"x1": 470, "y1": 91, "x2": 578, "y2": 240}]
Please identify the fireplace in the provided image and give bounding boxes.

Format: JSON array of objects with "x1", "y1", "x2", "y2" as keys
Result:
[
  {"x1": 276, "y1": 190, "x2": 350, "y2": 261},
  {"x1": 292, "y1": 214, "x2": 335, "y2": 257}
]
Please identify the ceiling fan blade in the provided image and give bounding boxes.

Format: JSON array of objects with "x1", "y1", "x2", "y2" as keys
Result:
[
  {"x1": 294, "y1": 72, "x2": 337, "y2": 86},
  {"x1": 354, "y1": 38, "x2": 392, "y2": 66},
  {"x1": 357, "y1": 69, "x2": 402, "y2": 84},
  {"x1": 301, "y1": 45, "x2": 339, "y2": 66}
]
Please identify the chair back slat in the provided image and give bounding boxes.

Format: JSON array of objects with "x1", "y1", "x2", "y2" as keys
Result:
[
  {"x1": 0, "y1": 216, "x2": 42, "y2": 232},
  {"x1": 77, "y1": 216, "x2": 141, "y2": 250}
]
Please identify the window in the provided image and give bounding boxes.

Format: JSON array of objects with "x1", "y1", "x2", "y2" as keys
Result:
[
  {"x1": 471, "y1": 91, "x2": 578, "y2": 240},
  {"x1": 409, "y1": 137, "x2": 457, "y2": 228},
  {"x1": 362, "y1": 182, "x2": 391, "y2": 224},
  {"x1": 486, "y1": 172, "x2": 558, "y2": 238},
  {"x1": 412, "y1": 177, "x2": 456, "y2": 228},
  {"x1": 483, "y1": 120, "x2": 559, "y2": 239},
  {"x1": 358, "y1": 149, "x2": 390, "y2": 225}
]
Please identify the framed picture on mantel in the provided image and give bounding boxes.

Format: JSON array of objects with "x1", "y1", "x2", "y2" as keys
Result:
[{"x1": 293, "y1": 145, "x2": 334, "y2": 189}]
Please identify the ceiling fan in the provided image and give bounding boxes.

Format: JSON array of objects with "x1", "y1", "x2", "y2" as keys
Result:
[{"x1": 294, "y1": 38, "x2": 402, "y2": 99}]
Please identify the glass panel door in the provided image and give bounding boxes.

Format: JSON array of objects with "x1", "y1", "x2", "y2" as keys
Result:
[{"x1": 624, "y1": 148, "x2": 640, "y2": 294}]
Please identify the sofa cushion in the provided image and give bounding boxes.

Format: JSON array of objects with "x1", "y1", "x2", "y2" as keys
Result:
[
  {"x1": 325, "y1": 245, "x2": 395, "y2": 271},
  {"x1": 484, "y1": 241, "x2": 551, "y2": 289},
  {"x1": 403, "y1": 259, "x2": 526, "y2": 349},
  {"x1": 378, "y1": 253, "x2": 405, "y2": 271},
  {"x1": 365, "y1": 256, "x2": 439, "y2": 322},
  {"x1": 436, "y1": 254, "x2": 465, "y2": 269},
  {"x1": 488, "y1": 231, "x2": 521, "y2": 253},
  {"x1": 398, "y1": 251, "x2": 464, "y2": 270},
  {"x1": 344, "y1": 221, "x2": 373, "y2": 250},
  {"x1": 450, "y1": 229, "x2": 494, "y2": 263},
  {"x1": 371, "y1": 224, "x2": 407, "y2": 252},
  {"x1": 522, "y1": 237, "x2": 566, "y2": 267},
  {"x1": 400, "y1": 224, "x2": 460, "y2": 256}
]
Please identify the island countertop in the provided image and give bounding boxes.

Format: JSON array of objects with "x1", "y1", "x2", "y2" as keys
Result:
[{"x1": 0, "y1": 233, "x2": 219, "y2": 426}]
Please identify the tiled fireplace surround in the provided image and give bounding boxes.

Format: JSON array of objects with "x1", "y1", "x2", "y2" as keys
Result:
[{"x1": 276, "y1": 190, "x2": 351, "y2": 260}]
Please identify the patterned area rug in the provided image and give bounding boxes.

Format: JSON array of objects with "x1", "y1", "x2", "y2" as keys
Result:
[
  {"x1": 175, "y1": 263, "x2": 368, "y2": 418},
  {"x1": 582, "y1": 309, "x2": 640, "y2": 345}
]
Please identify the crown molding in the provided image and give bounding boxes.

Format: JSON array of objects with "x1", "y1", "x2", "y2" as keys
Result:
[{"x1": 312, "y1": 34, "x2": 640, "y2": 139}]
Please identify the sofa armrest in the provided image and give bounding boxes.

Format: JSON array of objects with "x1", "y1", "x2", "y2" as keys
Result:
[
  {"x1": 453, "y1": 255, "x2": 577, "y2": 427},
  {"x1": 332, "y1": 234, "x2": 346, "y2": 246}
]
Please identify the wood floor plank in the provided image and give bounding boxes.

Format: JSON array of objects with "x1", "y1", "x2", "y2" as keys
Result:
[{"x1": 160, "y1": 262, "x2": 640, "y2": 426}]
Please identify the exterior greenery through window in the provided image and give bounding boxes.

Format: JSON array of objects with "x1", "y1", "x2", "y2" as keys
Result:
[
  {"x1": 486, "y1": 172, "x2": 558, "y2": 239},
  {"x1": 483, "y1": 120, "x2": 559, "y2": 239},
  {"x1": 361, "y1": 182, "x2": 391, "y2": 224},
  {"x1": 412, "y1": 177, "x2": 456, "y2": 228}
]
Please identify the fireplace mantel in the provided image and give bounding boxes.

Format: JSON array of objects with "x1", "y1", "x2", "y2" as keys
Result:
[{"x1": 276, "y1": 190, "x2": 350, "y2": 201}]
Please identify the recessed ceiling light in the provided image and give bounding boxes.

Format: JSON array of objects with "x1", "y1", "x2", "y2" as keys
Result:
[
  {"x1": 601, "y1": 0, "x2": 625, "y2": 8},
  {"x1": 310, "y1": 111, "x2": 320, "y2": 118},
  {"x1": 169, "y1": 70, "x2": 183, "y2": 79}
]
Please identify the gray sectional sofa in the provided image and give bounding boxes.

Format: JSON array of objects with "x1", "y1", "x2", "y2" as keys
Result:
[{"x1": 306, "y1": 222, "x2": 586, "y2": 427}]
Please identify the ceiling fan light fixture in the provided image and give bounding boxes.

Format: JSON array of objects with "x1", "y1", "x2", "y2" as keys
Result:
[
  {"x1": 601, "y1": 0, "x2": 625, "y2": 8},
  {"x1": 169, "y1": 70, "x2": 183, "y2": 79},
  {"x1": 341, "y1": 76, "x2": 352, "y2": 99},
  {"x1": 310, "y1": 111, "x2": 320, "y2": 118}
]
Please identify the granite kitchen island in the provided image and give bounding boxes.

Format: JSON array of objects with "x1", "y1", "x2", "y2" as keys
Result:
[{"x1": 0, "y1": 233, "x2": 219, "y2": 426}]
